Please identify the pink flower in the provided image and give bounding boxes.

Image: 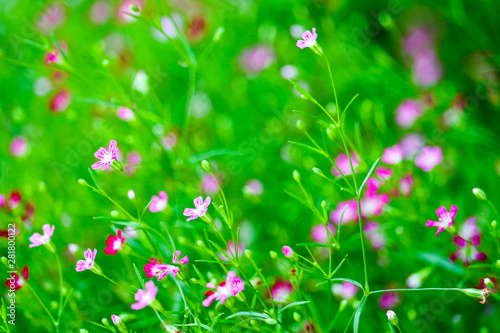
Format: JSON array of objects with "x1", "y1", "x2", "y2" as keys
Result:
[
  {"x1": 0, "y1": 194, "x2": 5, "y2": 207},
  {"x1": 364, "y1": 222, "x2": 386, "y2": 250},
  {"x1": 219, "y1": 241, "x2": 244, "y2": 262},
  {"x1": 399, "y1": 133, "x2": 425, "y2": 159},
  {"x1": 412, "y1": 49, "x2": 443, "y2": 87},
  {"x1": 451, "y1": 236, "x2": 486, "y2": 265},
  {"x1": 117, "y1": 0, "x2": 143, "y2": 23},
  {"x1": 403, "y1": 27, "x2": 434, "y2": 57},
  {"x1": 330, "y1": 199, "x2": 359, "y2": 225},
  {"x1": 398, "y1": 173, "x2": 413, "y2": 197},
  {"x1": 375, "y1": 166, "x2": 393, "y2": 180},
  {"x1": 395, "y1": 100, "x2": 422, "y2": 128},
  {"x1": 117, "y1": 107, "x2": 135, "y2": 121},
  {"x1": 144, "y1": 252, "x2": 188, "y2": 281},
  {"x1": 202, "y1": 271, "x2": 245, "y2": 307},
  {"x1": 296, "y1": 28, "x2": 317, "y2": 49},
  {"x1": 332, "y1": 281, "x2": 359, "y2": 301},
  {"x1": 149, "y1": 191, "x2": 168, "y2": 213},
  {"x1": 239, "y1": 45, "x2": 275, "y2": 74},
  {"x1": 92, "y1": 140, "x2": 119, "y2": 170},
  {"x1": 459, "y1": 216, "x2": 481, "y2": 246},
  {"x1": 361, "y1": 192, "x2": 390, "y2": 218},
  {"x1": 111, "y1": 314, "x2": 121, "y2": 325},
  {"x1": 90, "y1": 1, "x2": 112, "y2": 25},
  {"x1": 29, "y1": 224, "x2": 55, "y2": 248},
  {"x1": 5, "y1": 266, "x2": 29, "y2": 291},
  {"x1": 269, "y1": 280, "x2": 293, "y2": 302},
  {"x1": 183, "y1": 196, "x2": 211, "y2": 221},
  {"x1": 44, "y1": 49, "x2": 63, "y2": 66},
  {"x1": 8, "y1": 191, "x2": 22, "y2": 210},
  {"x1": 415, "y1": 146, "x2": 443, "y2": 172},
  {"x1": 124, "y1": 151, "x2": 142, "y2": 175},
  {"x1": 49, "y1": 89, "x2": 71, "y2": 112},
  {"x1": 36, "y1": 3, "x2": 66, "y2": 33},
  {"x1": 161, "y1": 132, "x2": 177, "y2": 151},
  {"x1": 243, "y1": 179, "x2": 264, "y2": 196},
  {"x1": 104, "y1": 229, "x2": 126, "y2": 255},
  {"x1": 9, "y1": 136, "x2": 29, "y2": 157},
  {"x1": 378, "y1": 291, "x2": 401, "y2": 310},
  {"x1": 381, "y1": 145, "x2": 403, "y2": 165},
  {"x1": 131, "y1": 280, "x2": 158, "y2": 310},
  {"x1": 282, "y1": 246, "x2": 294, "y2": 258},
  {"x1": 331, "y1": 152, "x2": 360, "y2": 177},
  {"x1": 426, "y1": 205, "x2": 457, "y2": 236},
  {"x1": 76, "y1": 248, "x2": 97, "y2": 272},
  {"x1": 201, "y1": 174, "x2": 220, "y2": 195},
  {"x1": 311, "y1": 223, "x2": 336, "y2": 243}
]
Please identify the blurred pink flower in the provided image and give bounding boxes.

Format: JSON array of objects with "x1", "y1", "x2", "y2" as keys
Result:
[
  {"x1": 239, "y1": 45, "x2": 275, "y2": 74},
  {"x1": 36, "y1": 3, "x2": 66, "y2": 33},
  {"x1": 144, "y1": 252, "x2": 189, "y2": 281},
  {"x1": 219, "y1": 241, "x2": 244, "y2": 262},
  {"x1": 451, "y1": 236, "x2": 486, "y2": 265},
  {"x1": 90, "y1": 0, "x2": 112, "y2": 25},
  {"x1": 412, "y1": 49, "x2": 443, "y2": 87},
  {"x1": 375, "y1": 166, "x2": 393, "y2": 180},
  {"x1": 111, "y1": 314, "x2": 121, "y2": 325},
  {"x1": 131, "y1": 281, "x2": 157, "y2": 310},
  {"x1": 282, "y1": 245, "x2": 294, "y2": 258},
  {"x1": 426, "y1": 205, "x2": 457, "y2": 236},
  {"x1": 149, "y1": 191, "x2": 168, "y2": 213},
  {"x1": 104, "y1": 229, "x2": 126, "y2": 255},
  {"x1": 124, "y1": 226, "x2": 138, "y2": 239},
  {"x1": 296, "y1": 28, "x2": 317, "y2": 49},
  {"x1": 49, "y1": 89, "x2": 71, "y2": 113},
  {"x1": 311, "y1": 223, "x2": 336, "y2": 243},
  {"x1": 8, "y1": 191, "x2": 22, "y2": 210},
  {"x1": 117, "y1": 0, "x2": 143, "y2": 23},
  {"x1": 0, "y1": 194, "x2": 5, "y2": 207},
  {"x1": 395, "y1": 100, "x2": 422, "y2": 128},
  {"x1": 402, "y1": 27, "x2": 434, "y2": 57},
  {"x1": 399, "y1": 133, "x2": 425, "y2": 159},
  {"x1": 378, "y1": 291, "x2": 401, "y2": 309},
  {"x1": 117, "y1": 107, "x2": 135, "y2": 121},
  {"x1": 243, "y1": 179, "x2": 263, "y2": 196},
  {"x1": 332, "y1": 281, "x2": 358, "y2": 300},
  {"x1": 331, "y1": 152, "x2": 360, "y2": 177},
  {"x1": 398, "y1": 173, "x2": 413, "y2": 197},
  {"x1": 269, "y1": 280, "x2": 293, "y2": 302},
  {"x1": 29, "y1": 224, "x2": 55, "y2": 248},
  {"x1": 382, "y1": 145, "x2": 403, "y2": 165},
  {"x1": 330, "y1": 199, "x2": 359, "y2": 225},
  {"x1": 364, "y1": 222, "x2": 386, "y2": 250},
  {"x1": 9, "y1": 136, "x2": 29, "y2": 157},
  {"x1": 161, "y1": 131, "x2": 177, "y2": 151},
  {"x1": 76, "y1": 248, "x2": 97, "y2": 272},
  {"x1": 202, "y1": 271, "x2": 245, "y2": 307},
  {"x1": 124, "y1": 151, "x2": 142, "y2": 175},
  {"x1": 202, "y1": 174, "x2": 220, "y2": 195},
  {"x1": 172, "y1": 250, "x2": 189, "y2": 265},
  {"x1": 361, "y1": 192, "x2": 390, "y2": 218},
  {"x1": 459, "y1": 216, "x2": 481, "y2": 246},
  {"x1": 415, "y1": 146, "x2": 442, "y2": 172},
  {"x1": 92, "y1": 140, "x2": 119, "y2": 170},
  {"x1": 183, "y1": 196, "x2": 211, "y2": 221}
]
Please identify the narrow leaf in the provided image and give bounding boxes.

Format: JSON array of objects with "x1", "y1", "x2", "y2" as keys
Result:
[{"x1": 358, "y1": 158, "x2": 380, "y2": 195}]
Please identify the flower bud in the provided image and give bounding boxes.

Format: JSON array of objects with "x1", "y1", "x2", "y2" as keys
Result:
[
  {"x1": 472, "y1": 188, "x2": 487, "y2": 201},
  {"x1": 282, "y1": 246, "x2": 294, "y2": 258},
  {"x1": 460, "y1": 288, "x2": 490, "y2": 304},
  {"x1": 492, "y1": 220, "x2": 497, "y2": 229},
  {"x1": 78, "y1": 179, "x2": 90, "y2": 187},
  {"x1": 296, "y1": 120, "x2": 305, "y2": 131},
  {"x1": 111, "y1": 314, "x2": 122, "y2": 325},
  {"x1": 339, "y1": 299, "x2": 348, "y2": 312},
  {"x1": 213, "y1": 27, "x2": 225, "y2": 42},
  {"x1": 270, "y1": 251, "x2": 278, "y2": 259},
  {"x1": 293, "y1": 312, "x2": 301, "y2": 322},
  {"x1": 321, "y1": 200, "x2": 327, "y2": 209},
  {"x1": 197, "y1": 240, "x2": 205, "y2": 248},
  {"x1": 190, "y1": 278, "x2": 198, "y2": 284},
  {"x1": 1, "y1": 257, "x2": 8, "y2": 267},
  {"x1": 264, "y1": 318, "x2": 277, "y2": 325},
  {"x1": 201, "y1": 160, "x2": 211, "y2": 172},
  {"x1": 90, "y1": 263, "x2": 103, "y2": 276},
  {"x1": 244, "y1": 249, "x2": 253, "y2": 260},
  {"x1": 250, "y1": 319, "x2": 258, "y2": 326},
  {"x1": 326, "y1": 128, "x2": 334, "y2": 141},
  {"x1": 484, "y1": 278, "x2": 495, "y2": 290},
  {"x1": 43, "y1": 240, "x2": 56, "y2": 253},
  {"x1": 293, "y1": 170, "x2": 300, "y2": 183},
  {"x1": 386, "y1": 310, "x2": 398, "y2": 326},
  {"x1": 312, "y1": 167, "x2": 324, "y2": 176},
  {"x1": 102, "y1": 318, "x2": 110, "y2": 326},
  {"x1": 80, "y1": 330, "x2": 89, "y2": 333}
]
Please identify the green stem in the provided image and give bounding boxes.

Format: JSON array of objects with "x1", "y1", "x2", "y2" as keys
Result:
[
  {"x1": 323, "y1": 56, "x2": 340, "y2": 123},
  {"x1": 55, "y1": 254, "x2": 64, "y2": 326},
  {"x1": 370, "y1": 287, "x2": 463, "y2": 295},
  {"x1": 26, "y1": 284, "x2": 56, "y2": 329},
  {"x1": 356, "y1": 197, "x2": 369, "y2": 294}
]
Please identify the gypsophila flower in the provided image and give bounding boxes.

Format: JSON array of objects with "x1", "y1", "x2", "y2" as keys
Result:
[
  {"x1": 5, "y1": 266, "x2": 29, "y2": 291},
  {"x1": 104, "y1": 229, "x2": 126, "y2": 255},
  {"x1": 426, "y1": 205, "x2": 457, "y2": 236},
  {"x1": 202, "y1": 271, "x2": 245, "y2": 307},
  {"x1": 381, "y1": 144, "x2": 403, "y2": 165},
  {"x1": 144, "y1": 251, "x2": 189, "y2": 281},
  {"x1": 29, "y1": 224, "x2": 55, "y2": 248},
  {"x1": 76, "y1": 248, "x2": 97, "y2": 272},
  {"x1": 92, "y1": 140, "x2": 119, "y2": 171},
  {"x1": 149, "y1": 191, "x2": 168, "y2": 213},
  {"x1": 296, "y1": 28, "x2": 317, "y2": 49},
  {"x1": 415, "y1": 146, "x2": 443, "y2": 172},
  {"x1": 111, "y1": 314, "x2": 121, "y2": 325},
  {"x1": 282, "y1": 245, "x2": 294, "y2": 258},
  {"x1": 183, "y1": 196, "x2": 211, "y2": 221},
  {"x1": 131, "y1": 280, "x2": 157, "y2": 310}
]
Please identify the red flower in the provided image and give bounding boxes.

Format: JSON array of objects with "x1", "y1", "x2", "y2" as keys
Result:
[
  {"x1": 104, "y1": 229, "x2": 126, "y2": 255},
  {"x1": 5, "y1": 266, "x2": 29, "y2": 290}
]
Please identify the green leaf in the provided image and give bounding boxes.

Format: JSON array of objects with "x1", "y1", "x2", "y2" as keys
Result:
[
  {"x1": 226, "y1": 311, "x2": 270, "y2": 320},
  {"x1": 278, "y1": 301, "x2": 310, "y2": 315},
  {"x1": 288, "y1": 79, "x2": 318, "y2": 103},
  {"x1": 358, "y1": 157, "x2": 380, "y2": 195},
  {"x1": 353, "y1": 296, "x2": 367, "y2": 333},
  {"x1": 208, "y1": 240, "x2": 231, "y2": 260},
  {"x1": 340, "y1": 94, "x2": 359, "y2": 128}
]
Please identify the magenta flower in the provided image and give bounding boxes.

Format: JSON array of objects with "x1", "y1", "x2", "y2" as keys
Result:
[
  {"x1": 460, "y1": 216, "x2": 481, "y2": 246},
  {"x1": 378, "y1": 291, "x2": 401, "y2": 310},
  {"x1": 172, "y1": 250, "x2": 189, "y2": 265},
  {"x1": 111, "y1": 314, "x2": 121, "y2": 325},
  {"x1": 49, "y1": 89, "x2": 71, "y2": 113},
  {"x1": 201, "y1": 173, "x2": 220, "y2": 195},
  {"x1": 402, "y1": 27, "x2": 434, "y2": 57},
  {"x1": 311, "y1": 223, "x2": 336, "y2": 243},
  {"x1": 399, "y1": 133, "x2": 425, "y2": 159},
  {"x1": 243, "y1": 179, "x2": 264, "y2": 196},
  {"x1": 361, "y1": 190, "x2": 391, "y2": 218},
  {"x1": 395, "y1": 100, "x2": 422, "y2": 128},
  {"x1": 117, "y1": 107, "x2": 135, "y2": 121},
  {"x1": 331, "y1": 152, "x2": 360, "y2": 177},
  {"x1": 161, "y1": 132, "x2": 177, "y2": 151},
  {"x1": 76, "y1": 248, "x2": 97, "y2": 272},
  {"x1": 269, "y1": 280, "x2": 293, "y2": 302},
  {"x1": 202, "y1": 271, "x2": 245, "y2": 307},
  {"x1": 8, "y1": 191, "x2": 22, "y2": 210},
  {"x1": 9, "y1": 136, "x2": 29, "y2": 157},
  {"x1": 29, "y1": 224, "x2": 55, "y2": 248},
  {"x1": 219, "y1": 241, "x2": 244, "y2": 262},
  {"x1": 451, "y1": 236, "x2": 487, "y2": 265},
  {"x1": 5, "y1": 266, "x2": 29, "y2": 291},
  {"x1": 183, "y1": 196, "x2": 211, "y2": 221},
  {"x1": 239, "y1": 45, "x2": 275, "y2": 74},
  {"x1": 415, "y1": 146, "x2": 443, "y2": 172},
  {"x1": 330, "y1": 199, "x2": 359, "y2": 225},
  {"x1": 149, "y1": 191, "x2": 168, "y2": 213},
  {"x1": 375, "y1": 166, "x2": 393, "y2": 180},
  {"x1": 426, "y1": 205, "x2": 457, "y2": 236},
  {"x1": 412, "y1": 49, "x2": 443, "y2": 87},
  {"x1": 332, "y1": 281, "x2": 359, "y2": 301},
  {"x1": 296, "y1": 28, "x2": 317, "y2": 49},
  {"x1": 144, "y1": 251, "x2": 189, "y2": 281},
  {"x1": 364, "y1": 221, "x2": 386, "y2": 251},
  {"x1": 104, "y1": 229, "x2": 126, "y2": 255},
  {"x1": 282, "y1": 246, "x2": 294, "y2": 258},
  {"x1": 0, "y1": 194, "x2": 5, "y2": 207},
  {"x1": 398, "y1": 173, "x2": 414, "y2": 197},
  {"x1": 131, "y1": 280, "x2": 157, "y2": 310},
  {"x1": 381, "y1": 145, "x2": 403, "y2": 165},
  {"x1": 92, "y1": 140, "x2": 119, "y2": 170}
]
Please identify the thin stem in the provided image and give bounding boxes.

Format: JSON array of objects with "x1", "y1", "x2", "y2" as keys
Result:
[
  {"x1": 55, "y1": 254, "x2": 64, "y2": 326},
  {"x1": 323, "y1": 56, "x2": 339, "y2": 123},
  {"x1": 356, "y1": 197, "x2": 369, "y2": 293},
  {"x1": 370, "y1": 287, "x2": 463, "y2": 295},
  {"x1": 26, "y1": 284, "x2": 56, "y2": 327},
  {"x1": 179, "y1": 66, "x2": 197, "y2": 160}
]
